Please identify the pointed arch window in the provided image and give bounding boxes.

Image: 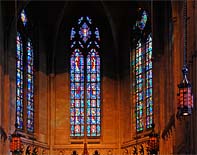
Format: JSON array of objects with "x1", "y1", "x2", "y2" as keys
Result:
[
  {"x1": 16, "y1": 32, "x2": 24, "y2": 130},
  {"x1": 70, "y1": 16, "x2": 101, "y2": 137},
  {"x1": 132, "y1": 9, "x2": 153, "y2": 132},
  {"x1": 16, "y1": 9, "x2": 34, "y2": 133}
]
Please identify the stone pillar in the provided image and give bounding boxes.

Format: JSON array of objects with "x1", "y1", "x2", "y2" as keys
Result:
[
  {"x1": 171, "y1": 1, "x2": 184, "y2": 153},
  {"x1": 0, "y1": 1, "x2": 4, "y2": 154}
]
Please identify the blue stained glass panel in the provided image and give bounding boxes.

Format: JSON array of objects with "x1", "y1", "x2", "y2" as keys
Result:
[
  {"x1": 145, "y1": 36, "x2": 153, "y2": 129},
  {"x1": 70, "y1": 17, "x2": 101, "y2": 137},
  {"x1": 20, "y1": 9, "x2": 27, "y2": 26},
  {"x1": 95, "y1": 28, "x2": 100, "y2": 40},
  {"x1": 86, "y1": 16, "x2": 92, "y2": 24},
  {"x1": 134, "y1": 36, "x2": 153, "y2": 132},
  {"x1": 26, "y1": 39, "x2": 34, "y2": 133},
  {"x1": 16, "y1": 32, "x2": 24, "y2": 130},
  {"x1": 137, "y1": 10, "x2": 148, "y2": 31},
  {"x1": 79, "y1": 22, "x2": 91, "y2": 43},
  {"x1": 86, "y1": 49, "x2": 100, "y2": 137},
  {"x1": 70, "y1": 28, "x2": 76, "y2": 40},
  {"x1": 70, "y1": 49, "x2": 85, "y2": 137}
]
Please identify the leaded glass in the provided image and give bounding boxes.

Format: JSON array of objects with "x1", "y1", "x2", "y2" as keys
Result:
[
  {"x1": 135, "y1": 41, "x2": 144, "y2": 132},
  {"x1": 16, "y1": 10, "x2": 35, "y2": 133},
  {"x1": 16, "y1": 32, "x2": 24, "y2": 130},
  {"x1": 133, "y1": 35, "x2": 153, "y2": 132},
  {"x1": 70, "y1": 16, "x2": 101, "y2": 137},
  {"x1": 20, "y1": 9, "x2": 27, "y2": 27},
  {"x1": 136, "y1": 10, "x2": 148, "y2": 31},
  {"x1": 145, "y1": 35, "x2": 153, "y2": 129},
  {"x1": 70, "y1": 49, "x2": 85, "y2": 137},
  {"x1": 79, "y1": 22, "x2": 91, "y2": 43},
  {"x1": 86, "y1": 49, "x2": 100, "y2": 136},
  {"x1": 26, "y1": 39, "x2": 34, "y2": 132}
]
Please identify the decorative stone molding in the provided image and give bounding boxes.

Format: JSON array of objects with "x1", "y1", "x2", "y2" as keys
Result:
[
  {"x1": 53, "y1": 148, "x2": 118, "y2": 155},
  {"x1": 162, "y1": 114, "x2": 175, "y2": 140},
  {"x1": 121, "y1": 135, "x2": 149, "y2": 149},
  {"x1": 19, "y1": 141, "x2": 49, "y2": 155},
  {"x1": 21, "y1": 137, "x2": 49, "y2": 149},
  {"x1": 121, "y1": 137, "x2": 150, "y2": 155}
]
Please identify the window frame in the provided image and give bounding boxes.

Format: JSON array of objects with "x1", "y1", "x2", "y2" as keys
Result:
[
  {"x1": 69, "y1": 16, "x2": 101, "y2": 138},
  {"x1": 16, "y1": 9, "x2": 35, "y2": 134},
  {"x1": 131, "y1": 9, "x2": 153, "y2": 134}
]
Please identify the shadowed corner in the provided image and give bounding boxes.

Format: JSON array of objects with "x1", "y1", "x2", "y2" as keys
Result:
[{"x1": 0, "y1": 126, "x2": 7, "y2": 142}]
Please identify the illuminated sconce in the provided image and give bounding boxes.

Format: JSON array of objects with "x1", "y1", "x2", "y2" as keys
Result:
[
  {"x1": 147, "y1": 124, "x2": 159, "y2": 155},
  {"x1": 177, "y1": 66, "x2": 193, "y2": 118},
  {"x1": 176, "y1": 0, "x2": 194, "y2": 119},
  {"x1": 10, "y1": 123, "x2": 22, "y2": 155}
]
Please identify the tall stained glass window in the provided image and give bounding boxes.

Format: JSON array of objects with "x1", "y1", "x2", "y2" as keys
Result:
[
  {"x1": 70, "y1": 49, "x2": 85, "y2": 136},
  {"x1": 16, "y1": 9, "x2": 34, "y2": 133},
  {"x1": 70, "y1": 16, "x2": 101, "y2": 137},
  {"x1": 16, "y1": 32, "x2": 24, "y2": 130},
  {"x1": 86, "y1": 49, "x2": 101, "y2": 136},
  {"x1": 26, "y1": 39, "x2": 34, "y2": 132},
  {"x1": 132, "y1": 10, "x2": 153, "y2": 132}
]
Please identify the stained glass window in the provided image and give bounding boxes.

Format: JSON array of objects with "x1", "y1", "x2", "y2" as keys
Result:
[
  {"x1": 16, "y1": 9, "x2": 34, "y2": 133},
  {"x1": 145, "y1": 36, "x2": 153, "y2": 129},
  {"x1": 26, "y1": 39, "x2": 34, "y2": 132},
  {"x1": 135, "y1": 40, "x2": 144, "y2": 132},
  {"x1": 132, "y1": 9, "x2": 153, "y2": 132},
  {"x1": 20, "y1": 9, "x2": 27, "y2": 27},
  {"x1": 86, "y1": 49, "x2": 100, "y2": 136},
  {"x1": 16, "y1": 32, "x2": 24, "y2": 130},
  {"x1": 136, "y1": 10, "x2": 148, "y2": 31},
  {"x1": 70, "y1": 16, "x2": 101, "y2": 137},
  {"x1": 70, "y1": 49, "x2": 85, "y2": 136},
  {"x1": 133, "y1": 35, "x2": 153, "y2": 132}
]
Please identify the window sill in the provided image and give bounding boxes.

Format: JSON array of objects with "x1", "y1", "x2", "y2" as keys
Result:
[{"x1": 70, "y1": 138, "x2": 100, "y2": 144}]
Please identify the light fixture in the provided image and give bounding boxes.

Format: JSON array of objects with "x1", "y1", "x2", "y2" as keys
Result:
[
  {"x1": 10, "y1": 123, "x2": 22, "y2": 155},
  {"x1": 176, "y1": 0, "x2": 194, "y2": 119},
  {"x1": 147, "y1": 124, "x2": 159, "y2": 155}
]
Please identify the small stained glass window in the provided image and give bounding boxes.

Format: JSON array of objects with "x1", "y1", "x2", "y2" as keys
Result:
[
  {"x1": 20, "y1": 9, "x2": 27, "y2": 27},
  {"x1": 136, "y1": 9, "x2": 148, "y2": 31}
]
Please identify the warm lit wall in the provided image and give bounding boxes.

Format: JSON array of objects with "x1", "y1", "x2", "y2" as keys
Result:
[
  {"x1": 0, "y1": 2, "x2": 49, "y2": 154},
  {"x1": 50, "y1": 11, "x2": 121, "y2": 154},
  {"x1": 172, "y1": 1, "x2": 197, "y2": 154},
  {"x1": 0, "y1": 1, "x2": 197, "y2": 155}
]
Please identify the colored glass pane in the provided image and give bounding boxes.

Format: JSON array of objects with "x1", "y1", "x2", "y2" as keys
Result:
[
  {"x1": 86, "y1": 49, "x2": 100, "y2": 136},
  {"x1": 20, "y1": 9, "x2": 27, "y2": 26},
  {"x1": 16, "y1": 10, "x2": 35, "y2": 134},
  {"x1": 26, "y1": 39, "x2": 34, "y2": 132},
  {"x1": 79, "y1": 22, "x2": 92, "y2": 43},
  {"x1": 133, "y1": 35, "x2": 153, "y2": 132},
  {"x1": 70, "y1": 16, "x2": 101, "y2": 137},
  {"x1": 137, "y1": 10, "x2": 148, "y2": 30},
  {"x1": 16, "y1": 32, "x2": 24, "y2": 130},
  {"x1": 145, "y1": 36, "x2": 153, "y2": 129},
  {"x1": 135, "y1": 41, "x2": 144, "y2": 132},
  {"x1": 70, "y1": 49, "x2": 85, "y2": 137}
]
